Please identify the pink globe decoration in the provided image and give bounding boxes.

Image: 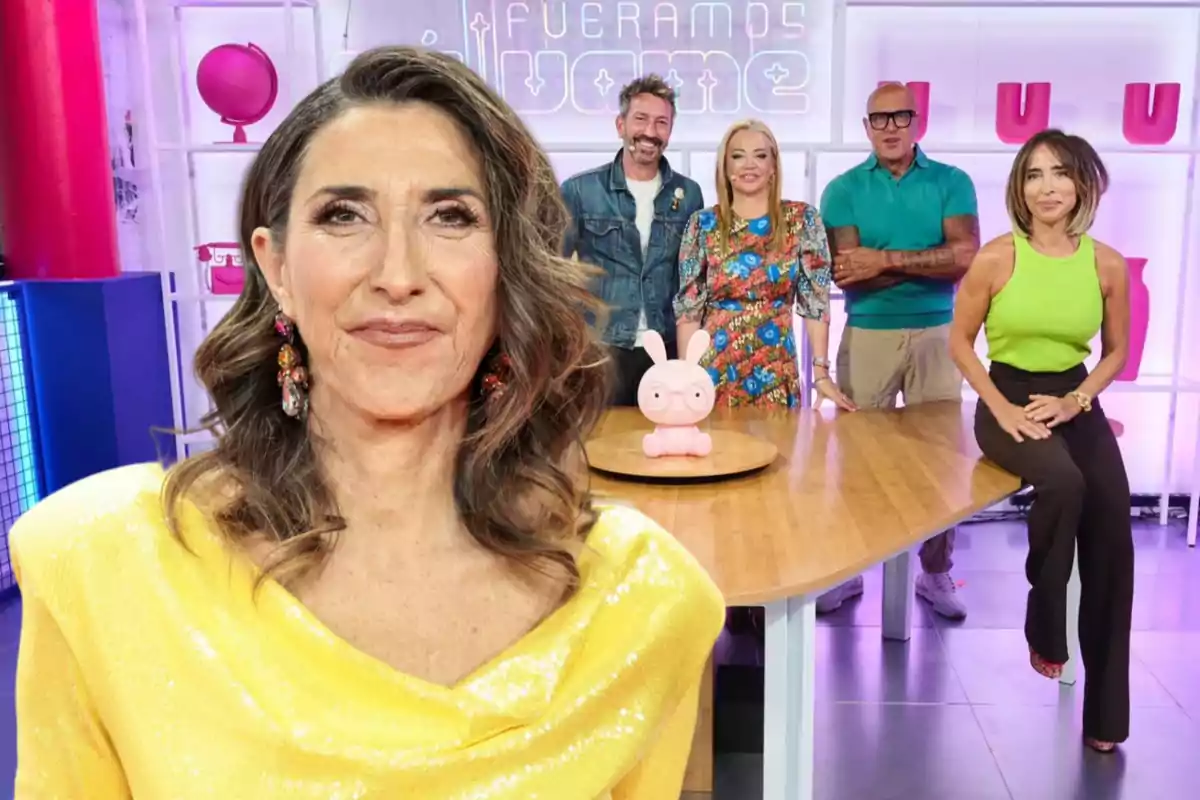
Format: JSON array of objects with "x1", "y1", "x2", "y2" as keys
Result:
[{"x1": 196, "y1": 43, "x2": 278, "y2": 143}]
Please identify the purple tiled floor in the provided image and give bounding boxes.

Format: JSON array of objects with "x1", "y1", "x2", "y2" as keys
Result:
[
  {"x1": 1, "y1": 519, "x2": 1197, "y2": 799},
  {"x1": 691, "y1": 517, "x2": 1200, "y2": 799}
]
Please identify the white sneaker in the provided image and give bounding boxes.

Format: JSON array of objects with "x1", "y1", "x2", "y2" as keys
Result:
[
  {"x1": 915, "y1": 572, "x2": 967, "y2": 620},
  {"x1": 815, "y1": 575, "x2": 864, "y2": 614}
]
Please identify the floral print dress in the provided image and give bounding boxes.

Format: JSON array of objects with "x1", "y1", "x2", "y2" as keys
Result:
[{"x1": 673, "y1": 201, "x2": 832, "y2": 408}]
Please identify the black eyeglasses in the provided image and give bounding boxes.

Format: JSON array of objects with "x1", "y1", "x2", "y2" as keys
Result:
[{"x1": 867, "y1": 110, "x2": 916, "y2": 131}]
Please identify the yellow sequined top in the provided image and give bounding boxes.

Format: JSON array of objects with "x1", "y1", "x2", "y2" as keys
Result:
[{"x1": 12, "y1": 464, "x2": 724, "y2": 799}]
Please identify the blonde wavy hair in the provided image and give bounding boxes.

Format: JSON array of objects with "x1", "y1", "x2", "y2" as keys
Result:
[{"x1": 713, "y1": 119, "x2": 785, "y2": 253}]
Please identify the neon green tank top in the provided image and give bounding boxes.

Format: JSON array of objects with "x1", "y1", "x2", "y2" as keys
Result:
[{"x1": 985, "y1": 234, "x2": 1103, "y2": 372}]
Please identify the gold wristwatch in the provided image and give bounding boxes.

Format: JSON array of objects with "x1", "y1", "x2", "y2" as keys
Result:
[{"x1": 1068, "y1": 391, "x2": 1093, "y2": 412}]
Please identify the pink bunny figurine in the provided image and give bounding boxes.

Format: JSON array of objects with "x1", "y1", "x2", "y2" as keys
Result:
[{"x1": 637, "y1": 330, "x2": 717, "y2": 458}]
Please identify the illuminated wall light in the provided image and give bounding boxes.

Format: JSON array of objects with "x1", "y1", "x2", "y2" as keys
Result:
[{"x1": 0, "y1": 292, "x2": 40, "y2": 516}]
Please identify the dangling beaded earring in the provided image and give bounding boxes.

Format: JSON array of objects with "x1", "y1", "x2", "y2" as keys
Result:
[
  {"x1": 274, "y1": 312, "x2": 309, "y2": 419},
  {"x1": 480, "y1": 351, "x2": 512, "y2": 402}
]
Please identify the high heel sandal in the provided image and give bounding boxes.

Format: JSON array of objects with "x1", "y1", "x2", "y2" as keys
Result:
[{"x1": 1029, "y1": 647, "x2": 1064, "y2": 680}]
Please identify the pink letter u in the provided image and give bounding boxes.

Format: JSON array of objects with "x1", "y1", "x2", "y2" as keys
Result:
[
  {"x1": 1123, "y1": 83, "x2": 1181, "y2": 145},
  {"x1": 995, "y1": 83, "x2": 1051, "y2": 144}
]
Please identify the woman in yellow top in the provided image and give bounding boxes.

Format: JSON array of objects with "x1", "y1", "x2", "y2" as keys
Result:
[
  {"x1": 11, "y1": 47, "x2": 724, "y2": 798},
  {"x1": 949, "y1": 130, "x2": 1132, "y2": 753}
]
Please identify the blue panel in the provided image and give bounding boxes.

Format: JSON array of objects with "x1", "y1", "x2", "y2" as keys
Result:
[
  {"x1": 20, "y1": 280, "x2": 119, "y2": 492},
  {"x1": 19, "y1": 274, "x2": 175, "y2": 495},
  {"x1": 103, "y1": 274, "x2": 176, "y2": 466}
]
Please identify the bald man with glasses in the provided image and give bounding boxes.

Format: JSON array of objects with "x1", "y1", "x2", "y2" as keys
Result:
[{"x1": 817, "y1": 82, "x2": 981, "y2": 619}]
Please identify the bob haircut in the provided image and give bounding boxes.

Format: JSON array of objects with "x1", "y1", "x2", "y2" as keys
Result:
[{"x1": 1005, "y1": 129, "x2": 1109, "y2": 238}]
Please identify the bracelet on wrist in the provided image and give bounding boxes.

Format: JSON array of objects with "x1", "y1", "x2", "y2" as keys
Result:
[{"x1": 1067, "y1": 390, "x2": 1093, "y2": 412}]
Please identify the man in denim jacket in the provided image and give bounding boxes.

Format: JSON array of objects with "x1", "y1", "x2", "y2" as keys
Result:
[{"x1": 560, "y1": 75, "x2": 705, "y2": 405}]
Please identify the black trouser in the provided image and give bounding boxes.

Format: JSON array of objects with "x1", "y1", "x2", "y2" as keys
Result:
[
  {"x1": 974, "y1": 362, "x2": 1133, "y2": 742},
  {"x1": 609, "y1": 341, "x2": 673, "y2": 407}
]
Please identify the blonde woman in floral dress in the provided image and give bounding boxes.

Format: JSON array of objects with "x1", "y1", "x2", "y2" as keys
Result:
[{"x1": 675, "y1": 119, "x2": 854, "y2": 410}]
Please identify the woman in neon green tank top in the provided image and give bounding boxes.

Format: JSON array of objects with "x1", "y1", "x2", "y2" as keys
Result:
[{"x1": 948, "y1": 130, "x2": 1133, "y2": 753}]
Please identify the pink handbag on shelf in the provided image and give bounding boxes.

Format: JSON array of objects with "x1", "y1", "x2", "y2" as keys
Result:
[{"x1": 195, "y1": 242, "x2": 245, "y2": 295}]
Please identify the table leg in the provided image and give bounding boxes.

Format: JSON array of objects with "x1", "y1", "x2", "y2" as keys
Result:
[
  {"x1": 882, "y1": 550, "x2": 914, "y2": 642},
  {"x1": 682, "y1": 654, "x2": 715, "y2": 792},
  {"x1": 1060, "y1": 546, "x2": 1081, "y2": 686},
  {"x1": 1189, "y1": 487, "x2": 1198, "y2": 548},
  {"x1": 1188, "y1": 411, "x2": 1200, "y2": 547},
  {"x1": 763, "y1": 596, "x2": 817, "y2": 800}
]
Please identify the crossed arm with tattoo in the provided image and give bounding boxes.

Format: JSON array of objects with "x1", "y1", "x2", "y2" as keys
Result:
[{"x1": 827, "y1": 215, "x2": 981, "y2": 290}]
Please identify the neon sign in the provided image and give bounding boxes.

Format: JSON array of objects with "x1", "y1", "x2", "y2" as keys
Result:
[{"x1": 401, "y1": 1, "x2": 831, "y2": 139}]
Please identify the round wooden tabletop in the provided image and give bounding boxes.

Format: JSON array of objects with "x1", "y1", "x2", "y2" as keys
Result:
[
  {"x1": 586, "y1": 402, "x2": 1021, "y2": 605},
  {"x1": 586, "y1": 428, "x2": 779, "y2": 480}
]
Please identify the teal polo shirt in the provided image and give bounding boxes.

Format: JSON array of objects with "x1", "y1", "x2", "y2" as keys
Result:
[{"x1": 820, "y1": 147, "x2": 977, "y2": 330}]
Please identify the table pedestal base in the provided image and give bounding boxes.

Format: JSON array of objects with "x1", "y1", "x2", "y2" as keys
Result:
[{"x1": 882, "y1": 551, "x2": 915, "y2": 642}]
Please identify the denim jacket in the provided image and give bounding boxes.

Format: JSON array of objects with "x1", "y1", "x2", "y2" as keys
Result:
[{"x1": 561, "y1": 151, "x2": 705, "y2": 349}]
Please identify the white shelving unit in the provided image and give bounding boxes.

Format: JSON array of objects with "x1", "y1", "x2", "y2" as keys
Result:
[
  {"x1": 129, "y1": 0, "x2": 326, "y2": 457},
  {"x1": 130, "y1": 0, "x2": 1200, "y2": 530}
]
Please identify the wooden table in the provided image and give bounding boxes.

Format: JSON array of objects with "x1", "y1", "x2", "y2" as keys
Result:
[{"x1": 588, "y1": 401, "x2": 1021, "y2": 800}]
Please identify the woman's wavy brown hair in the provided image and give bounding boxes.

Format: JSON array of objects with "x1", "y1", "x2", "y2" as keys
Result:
[
  {"x1": 1005, "y1": 129, "x2": 1109, "y2": 238},
  {"x1": 163, "y1": 46, "x2": 610, "y2": 591}
]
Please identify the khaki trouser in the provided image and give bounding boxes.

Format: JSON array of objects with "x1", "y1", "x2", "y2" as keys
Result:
[{"x1": 836, "y1": 323, "x2": 962, "y2": 573}]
